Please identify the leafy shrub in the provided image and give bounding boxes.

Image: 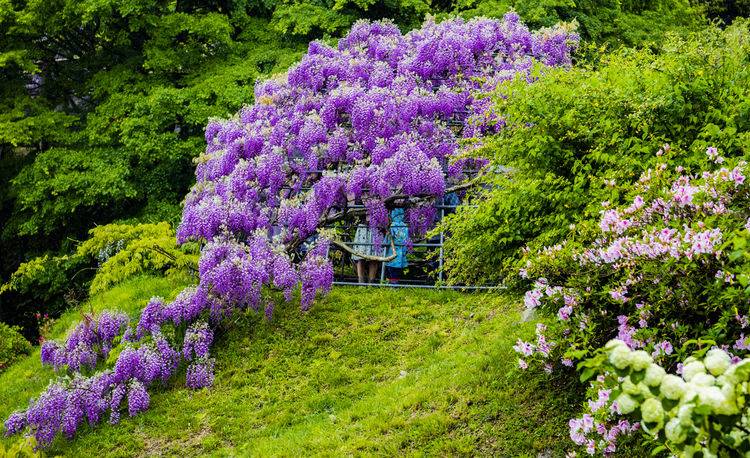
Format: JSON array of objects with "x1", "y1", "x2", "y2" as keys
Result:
[
  {"x1": 515, "y1": 147, "x2": 750, "y2": 367},
  {"x1": 440, "y1": 21, "x2": 750, "y2": 285},
  {"x1": 0, "y1": 323, "x2": 32, "y2": 372},
  {"x1": 77, "y1": 222, "x2": 198, "y2": 295},
  {"x1": 0, "y1": 222, "x2": 198, "y2": 333},
  {"x1": 0, "y1": 435, "x2": 40, "y2": 457},
  {"x1": 2, "y1": 222, "x2": 198, "y2": 297}
]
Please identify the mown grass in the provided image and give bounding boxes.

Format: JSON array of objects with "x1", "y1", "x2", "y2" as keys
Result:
[{"x1": 1, "y1": 276, "x2": 586, "y2": 457}]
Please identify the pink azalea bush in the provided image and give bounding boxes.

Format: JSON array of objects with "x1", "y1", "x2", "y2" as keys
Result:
[{"x1": 514, "y1": 146, "x2": 750, "y2": 454}]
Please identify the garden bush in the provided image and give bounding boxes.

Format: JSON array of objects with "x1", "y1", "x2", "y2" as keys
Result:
[
  {"x1": 0, "y1": 322, "x2": 32, "y2": 373},
  {"x1": 0, "y1": 222, "x2": 198, "y2": 339},
  {"x1": 572, "y1": 341, "x2": 750, "y2": 456},
  {"x1": 440, "y1": 20, "x2": 750, "y2": 285}
]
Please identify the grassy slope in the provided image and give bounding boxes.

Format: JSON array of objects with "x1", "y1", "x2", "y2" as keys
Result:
[{"x1": 0, "y1": 276, "x2": 584, "y2": 457}]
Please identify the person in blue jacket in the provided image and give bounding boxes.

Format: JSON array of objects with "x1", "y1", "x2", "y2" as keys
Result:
[{"x1": 384, "y1": 208, "x2": 408, "y2": 283}]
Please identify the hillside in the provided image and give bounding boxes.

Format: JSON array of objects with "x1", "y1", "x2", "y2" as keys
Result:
[{"x1": 1, "y1": 277, "x2": 583, "y2": 457}]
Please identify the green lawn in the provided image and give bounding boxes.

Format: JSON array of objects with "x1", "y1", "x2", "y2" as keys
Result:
[{"x1": 0, "y1": 276, "x2": 585, "y2": 457}]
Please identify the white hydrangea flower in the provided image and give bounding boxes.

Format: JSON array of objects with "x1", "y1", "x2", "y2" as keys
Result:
[
  {"x1": 682, "y1": 386, "x2": 698, "y2": 403},
  {"x1": 716, "y1": 374, "x2": 732, "y2": 388},
  {"x1": 717, "y1": 384, "x2": 739, "y2": 415},
  {"x1": 720, "y1": 382, "x2": 736, "y2": 401},
  {"x1": 665, "y1": 418, "x2": 686, "y2": 444},
  {"x1": 616, "y1": 393, "x2": 638, "y2": 414},
  {"x1": 644, "y1": 363, "x2": 666, "y2": 386},
  {"x1": 682, "y1": 361, "x2": 706, "y2": 382},
  {"x1": 696, "y1": 385, "x2": 726, "y2": 411},
  {"x1": 609, "y1": 345, "x2": 631, "y2": 369},
  {"x1": 691, "y1": 372, "x2": 716, "y2": 387},
  {"x1": 660, "y1": 374, "x2": 687, "y2": 400},
  {"x1": 704, "y1": 348, "x2": 731, "y2": 376},
  {"x1": 627, "y1": 350, "x2": 653, "y2": 371},
  {"x1": 641, "y1": 397, "x2": 664, "y2": 424}
]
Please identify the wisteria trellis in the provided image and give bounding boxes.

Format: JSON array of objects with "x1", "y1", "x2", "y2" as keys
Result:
[{"x1": 4, "y1": 13, "x2": 578, "y2": 447}]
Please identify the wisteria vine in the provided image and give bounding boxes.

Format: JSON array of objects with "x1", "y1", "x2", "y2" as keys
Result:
[{"x1": 3, "y1": 13, "x2": 578, "y2": 447}]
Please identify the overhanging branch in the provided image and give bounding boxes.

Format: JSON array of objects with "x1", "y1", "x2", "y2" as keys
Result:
[{"x1": 330, "y1": 237, "x2": 397, "y2": 262}]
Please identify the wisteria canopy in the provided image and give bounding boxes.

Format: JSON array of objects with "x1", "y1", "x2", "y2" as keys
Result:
[{"x1": 4, "y1": 13, "x2": 578, "y2": 447}]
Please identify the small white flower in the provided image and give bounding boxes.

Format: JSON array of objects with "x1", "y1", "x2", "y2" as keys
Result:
[
  {"x1": 696, "y1": 385, "x2": 726, "y2": 411},
  {"x1": 644, "y1": 363, "x2": 666, "y2": 387},
  {"x1": 717, "y1": 384, "x2": 738, "y2": 415},
  {"x1": 637, "y1": 382, "x2": 654, "y2": 398},
  {"x1": 609, "y1": 345, "x2": 631, "y2": 370},
  {"x1": 605, "y1": 339, "x2": 629, "y2": 351},
  {"x1": 627, "y1": 350, "x2": 653, "y2": 371},
  {"x1": 704, "y1": 348, "x2": 731, "y2": 376},
  {"x1": 622, "y1": 377, "x2": 639, "y2": 395},
  {"x1": 691, "y1": 372, "x2": 715, "y2": 387},
  {"x1": 660, "y1": 374, "x2": 687, "y2": 400},
  {"x1": 682, "y1": 361, "x2": 706, "y2": 382},
  {"x1": 677, "y1": 404, "x2": 693, "y2": 426},
  {"x1": 665, "y1": 418, "x2": 686, "y2": 444},
  {"x1": 616, "y1": 393, "x2": 638, "y2": 414},
  {"x1": 641, "y1": 398, "x2": 664, "y2": 424}
]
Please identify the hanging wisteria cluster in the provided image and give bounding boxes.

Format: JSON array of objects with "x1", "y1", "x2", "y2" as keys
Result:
[{"x1": 3, "y1": 13, "x2": 578, "y2": 447}]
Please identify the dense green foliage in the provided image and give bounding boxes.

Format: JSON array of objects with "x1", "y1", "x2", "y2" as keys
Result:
[
  {"x1": 0, "y1": 277, "x2": 592, "y2": 456},
  {"x1": 441, "y1": 21, "x2": 750, "y2": 285},
  {"x1": 456, "y1": 0, "x2": 702, "y2": 47},
  {"x1": 0, "y1": 322, "x2": 31, "y2": 373}
]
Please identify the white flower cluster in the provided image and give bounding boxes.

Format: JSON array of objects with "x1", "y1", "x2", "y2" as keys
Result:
[{"x1": 605, "y1": 340, "x2": 750, "y2": 456}]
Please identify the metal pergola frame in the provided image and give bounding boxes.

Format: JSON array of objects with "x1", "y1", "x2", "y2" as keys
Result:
[{"x1": 324, "y1": 201, "x2": 501, "y2": 290}]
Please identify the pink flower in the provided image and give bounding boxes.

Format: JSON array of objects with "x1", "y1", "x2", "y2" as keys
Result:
[
  {"x1": 734, "y1": 334, "x2": 750, "y2": 351},
  {"x1": 609, "y1": 287, "x2": 628, "y2": 303},
  {"x1": 558, "y1": 305, "x2": 573, "y2": 321},
  {"x1": 513, "y1": 339, "x2": 534, "y2": 357},
  {"x1": 731, "y1": 167, "x2": 745, "y2": 186},
  {"x1": 524, "y1": 289, "x2": 542, "y2": 309}
]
